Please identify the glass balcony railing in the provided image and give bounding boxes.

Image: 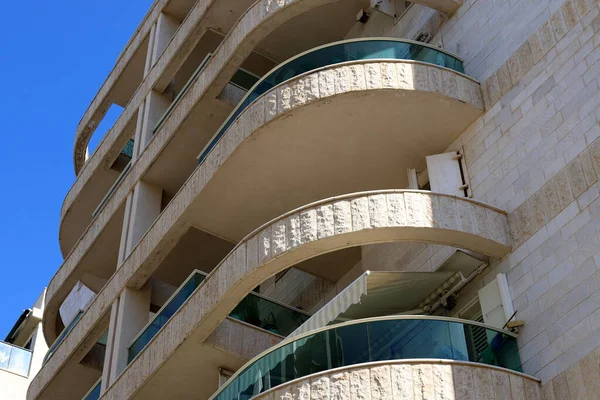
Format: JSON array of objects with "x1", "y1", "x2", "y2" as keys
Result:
[
  {"x1": 152, "y1": 55, "x2": 259, "y2": 136},
  {"x1": 0, "y1": 340, "x2": 32, "y2": 377},
  {"x1": 120, "y1": 139, "x2": 134, "y2": 158},
  {"x1": 127, "y1": 270, "x2": 310, "y2": 364},
  {"x1": 229, "y1": 68, "x2": 260, "y2": 92},
  {"x1": 44, "y1": 310, "x2": 84, "y2": 365},
  {"x1": 82, "y1": 378, "x2": 102, "y2": 400},
  {"x1": 211, "y1": 316, "x2": 521, "y2": 400},
  {"x1": 91, "y1": 162, "x2": 131, "y2": 218},
  {"x1": 198, "y1": 38, "x2": 464, "y2": 164},
  {"x1": 228, "y1": 289, "x2": 309, "y2": 337},
  {"x1": 91, "y1": 57, "x2": 261, "y2": 220}
]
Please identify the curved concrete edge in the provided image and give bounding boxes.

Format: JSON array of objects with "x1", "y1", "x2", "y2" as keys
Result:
[
  {"x1": 101, "y1": 190, "x2": 510, "y2": 399},
  {"x1": 72, "y1": 0, "x2": 218, "y2": 174},
  {"x1": 72, "y1": 0, "x2": 168, "y2": 174},
  {"x1": 72, "y1": 0, "x2": 464, "y2": 174},
  {"x1": 62, "y1": 0, "x2": 220, "y2": 248},
  {"x1": 197, "y1": 58, "x2": 483, "y2": 163},
  {"x1": 251, "y1": 360, "x2": 540, "y2": 400}
]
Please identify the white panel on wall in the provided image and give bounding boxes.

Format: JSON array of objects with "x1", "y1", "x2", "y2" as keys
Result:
[
  {"x1": 478, "y1": 273, "x2": 514, "y2": 330},
  {"x1": 426, "y1": 152, "x2": 465, "y2": 197}
]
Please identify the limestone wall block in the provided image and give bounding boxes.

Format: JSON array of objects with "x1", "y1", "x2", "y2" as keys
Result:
[
  {"x1": 413, "y1": 364, "x2": 434, "y2": 400},
  {"x1": 310, "y1": 376, "x2": 330, "y2": 400},
  {"x1": 380, "y1": 62, "x2": 400, "y2": 89},
  {"x1": 299, "y1": 209, "x2": 318, "y2": 244},
  {"x1": 316, "y1": 203, "x2": 335, "y2": 239},
  {"x1": 368, "y1": 194, "x2": 389, "y2": 228},
  {"x1": 442, "y1": 70, "x2": 459, "y2": 99},
  {"x1": 392, "y1": 364, "x2": 414, "y2": 399},
  {"x1": 509, "y1": 372, "x2": 526, "y2": 399},
  {"x1": 303, "y1": 73, "x2": 320, "y2": 102},
  {"x1": 351, "y1": 196, "x2": 371, "y2": 231},
  {"x1": 370, "y1": 365, "x2": 392, "y2": 400},
  {"x1": 258, "y1": 226, "x2": 272, "y2": 265},
  {"x1": 349, "y1": 368, "x2": 371, "y2": 400},
  {"x1": 318, "y1": 69, "x2": 336, "y2": 98},
  {"x1": 386, "y1": 193, "x2": 408, "y2": 227},
  {"x1": 285, "y1": 213, "x2": 302, "y2": 249},
  {"x1": 271, "y1": 219, "x2": 288, "y2": 256},
  {"x1": 331, "y1": 371, "x2": 351, "y2": 400},
  {"x1": 452, "y1": 364, "x2": 475, "y2": 400},
  {"x1": 333, "y1": 200, "x2": 353, "y2": 235},
  {"x1": 365, "y1": 63, "x2": 383, "y2": 90},
  {"x1": 432, "y1": 363, "x2": 454, "y2": 400},
  {"x1": 428, "y1": 67, "x2": 444, "y2": 95},
  {"x1": 397, "y1": 63, "x2": 415, "y2": 90}
]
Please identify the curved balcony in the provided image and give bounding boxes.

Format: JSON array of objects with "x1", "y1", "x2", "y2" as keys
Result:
[
  {"x1": 96, "y1": 190, "x2": 509, "y2": 399},
  {"x1": 211, "y1": 316, "x2": 522, "y2": 399},
  {"x1": 198, "y1": 38, "x2": 465, "y2": 164},
  {"x1": 47, "y1": 0, "x2": 478, "y2": 354}
]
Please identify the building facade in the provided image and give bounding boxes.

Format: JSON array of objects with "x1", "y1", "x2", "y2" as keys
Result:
[
  {"x1": 27, "y1": 0, "x2": 600, "y2": 399},
  {"x1": 1, "y1": 290, "x2": 48, "y2": 400}
]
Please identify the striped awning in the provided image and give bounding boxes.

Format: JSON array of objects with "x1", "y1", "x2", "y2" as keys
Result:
[{"x1": 287, "y1": 270, "x2": 459, "y2": 338}]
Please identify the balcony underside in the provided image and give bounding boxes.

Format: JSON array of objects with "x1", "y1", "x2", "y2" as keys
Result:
[
  {"x1": 188, "y1": 61, "x2": 483, "y2": 243},
  {"x1": 28, "y1": 362, "x2": 100, "y2": 400},
  {"x1": 31, "y1": 317, "x2": 279, "y2": 400},
  {"x1": 130, "y1": 318, "x2": 281, "y2": 400}
]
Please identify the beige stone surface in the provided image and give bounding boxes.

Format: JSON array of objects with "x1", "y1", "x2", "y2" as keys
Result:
[
  {"x1": 39, "y1": 56, "x2": 483, "y2": 400},
  {"x1": 480, "y1": 0, "x2": 594, "y2": 110},
  {"x1": 96, "y1": 190, "x2": 508, "y2": 399},
  {"x1": 509, "y1": 137, "x2": 600, "y2": 247},
  {"x1": 247, "y1": 361, "x2": 538, "y2": 400},
  {"x1": 48, "y1": 0, "x2": 481, "y2": 353}
]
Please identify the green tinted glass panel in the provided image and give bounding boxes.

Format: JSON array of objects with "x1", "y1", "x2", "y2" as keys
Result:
[
  {"x1": 128, "y1": 272, "x2": 206, "y2": 363},
  {"x1": 230, "y1": 69, "x2": 260, "y2": 91},
  {"x1": 229, "y1": 293, "x2": 309, "y2": 337},
  {"x1": 214, "y1": 318, "x2": 521, "y2": 400},
  {"x1": 121, "y1": 139, "x2": 134, "y2": 158},
  {"x1": 44, "y1": 311, "x2": 83, "y2": 365},
  {"x1": 83, "y1": 380, "x2": 102, "y2": 400},
  {"x1": 199, "y1": 39, "x2": 464, "y2": 164},
  {"x1": 128, "y1": 271, "x2": 310, "y2": 364}
]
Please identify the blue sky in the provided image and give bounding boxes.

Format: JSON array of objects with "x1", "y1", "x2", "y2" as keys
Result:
[{"x1": 0, "y1": 0, "x2": 153, "y2": 338}]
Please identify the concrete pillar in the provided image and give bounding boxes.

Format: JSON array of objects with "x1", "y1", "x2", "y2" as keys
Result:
[
  {"x1": 99, "y1": 12, "x2": 179, "y2": 391},
  {"x1": 126, "y1": 181, "x2": 162, "y2": 253},
  {"x1": 28, "y1": 322, "x2": 48, "y2": 380},
  {"x1": 152, "y1": 13, "x2": 180, "y2": 65},
  {"x1": 108, "y1": 284, "x2": 151, "y2": 381},
  {"x1": 138, "y1": 90, "x2": 172, "y2": 150}
]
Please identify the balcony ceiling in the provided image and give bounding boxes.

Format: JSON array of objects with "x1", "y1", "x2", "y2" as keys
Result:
[
  {"x1": 188, "y1": 79, "x2": 483, "y2": 243},
  {"x1": 255, "y1": 0, "x2": 371, "y2": 63}
]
